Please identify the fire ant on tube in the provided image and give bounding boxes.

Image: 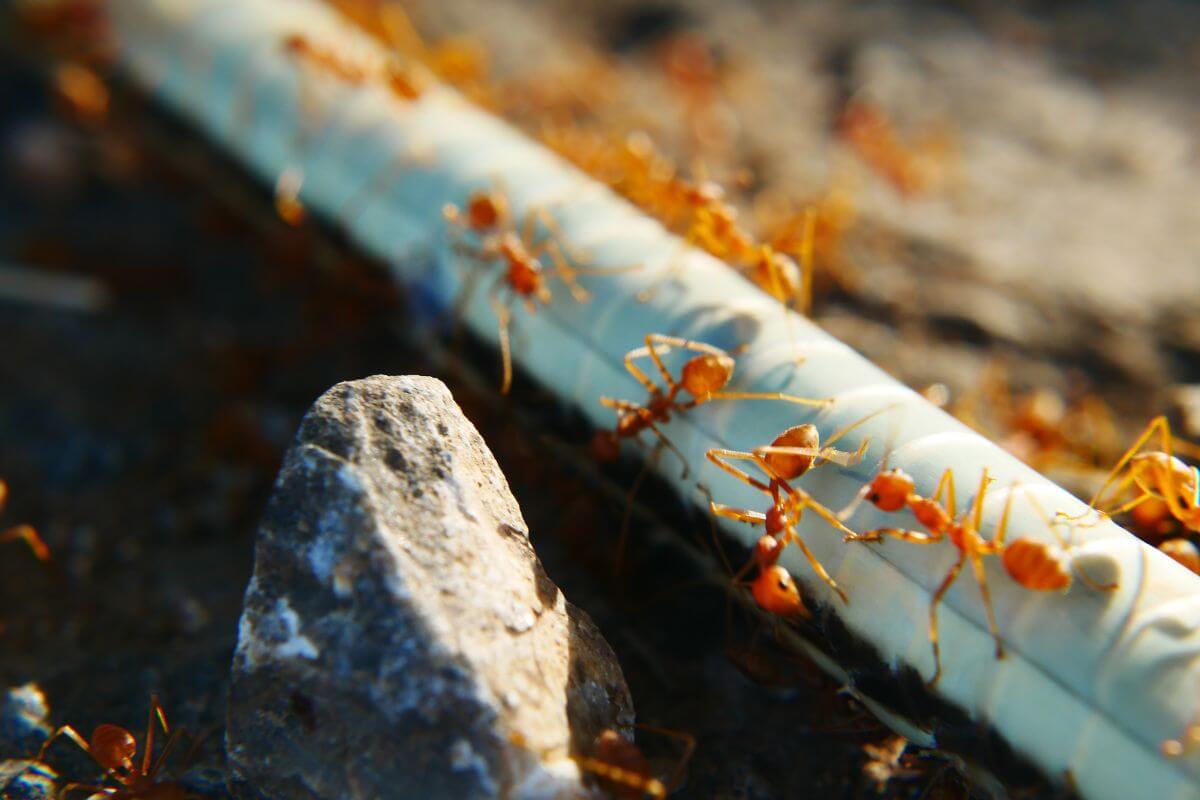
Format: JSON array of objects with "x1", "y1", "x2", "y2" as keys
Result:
[
  {"x1": 445, "y1": 187, "x2": 635, "y2": 394},
  {"x1": 705, "y1": 408, "x2": 893, "y2": 613},
  {"x1": 592, "y1": 334, "x2": 832, "y2": 475},
  {"x1": 843, "y1": 467, "x2": 1115, "y2": 684}
]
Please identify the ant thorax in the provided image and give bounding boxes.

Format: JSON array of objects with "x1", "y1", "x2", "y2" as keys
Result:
[{"x1": 909, "y1": 496, "x2": 951, "y2": 533}]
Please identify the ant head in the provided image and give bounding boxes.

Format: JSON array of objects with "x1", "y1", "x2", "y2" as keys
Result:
[
  {"x1": 751, "y1": 248, "x2": 801, "y2": 303},
  {"x1": 1131, "y1": 453, "x2": 1191, "y2": 498},
  {"x1": 1001, "y1": 539, "x2": 1070, "y2": 591},
  {"x1": 867, "y1": 468, "x2": 914, "y2": 512},
  {"x1": 466, "y1": 191, "x2": 507, "y2": 230},
  {"x1": 1160, "y1": 538, "x2": 1200, "y2": 575},
  {"x1": 679, "y1": 353, "x2": 734, "y2": 397},
  {"x1": 751, "y1": 565, "x2": 810, "y2": 619},
  {"x1": 91, "y1": 724, "x2": 137, "y2": 776},
  {"x1": 591, "y1": 430, "x2": 621, "y2": 462},
  {"x1": 764, "y1": 424, "x2": 820, "y2": 481}
]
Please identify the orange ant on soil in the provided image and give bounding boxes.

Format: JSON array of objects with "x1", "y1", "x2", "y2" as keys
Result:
[
  {"x1": 591, "y1": 334, "x2": 831, "y2": 473},
  {"x1": 35, "y1": 695, "x2": 198, "y2": 800},
  {"x1": 842, "y1": 468, "x2": 1115, "y2": 683},
  {"x1": 444, "y1": 187, "x2": 630, "y2": 394},
  {"x1": 705, "y1": 411, "x2": 892, "y2": 612}
]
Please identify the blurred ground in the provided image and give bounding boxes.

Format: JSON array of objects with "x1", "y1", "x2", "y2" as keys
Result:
[{"x1": 0, "y1": 0, "x2": 1197, "y2": 797}]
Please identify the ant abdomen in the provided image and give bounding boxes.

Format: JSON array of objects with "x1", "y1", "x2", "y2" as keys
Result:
[{"x1": 1001, "y1": 540, "x2": 1070, "y2": 591}]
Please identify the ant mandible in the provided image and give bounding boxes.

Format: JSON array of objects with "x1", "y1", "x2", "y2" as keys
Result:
[
  {"x1": 592, "y1": 334, "x2": 831, "y2": 475},
  {"x1": 445, "y1": 187, "x2": 631, "y2": 394},
  {"x1": 35, "y1": 694, "x2": 194, "y2": 800},
  {"x1": 706, "y1": 411, "x2": 888, "y2": 609},
  {"x1": 842, "y1": 467, "x2": 1115, "y2": 684}
]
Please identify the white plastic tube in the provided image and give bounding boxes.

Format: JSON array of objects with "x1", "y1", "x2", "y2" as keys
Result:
[{"x1": 109, "y1": 2, "x2": 1200, "y2": 798}]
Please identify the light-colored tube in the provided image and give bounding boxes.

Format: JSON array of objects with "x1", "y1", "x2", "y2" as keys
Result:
[{"x1": 110, "y1": 2, "x2": 1200, "y2": 798}]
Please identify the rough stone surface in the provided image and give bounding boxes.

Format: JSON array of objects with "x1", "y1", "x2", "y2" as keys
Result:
[
  {"x1": 0, "y1": 761, "x2": 55, "y2": 800},
  {"x1": 227, "y1": 376, "x2": 632, "y2": 800}
]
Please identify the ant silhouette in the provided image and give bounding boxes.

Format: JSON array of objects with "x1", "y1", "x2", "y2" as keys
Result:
[
  {"x1": 575, "y1": 726, "x2": 695, "y2": 800},
  {"x1": 842, "y1": 467, "x2": 1115, "y2": 684}
]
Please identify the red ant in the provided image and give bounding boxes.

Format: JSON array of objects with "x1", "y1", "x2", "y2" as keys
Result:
[
  {"x1": 706, "y1": 411, "x2": 890, "y2": 612},
  {"x1": 591, "y1": 334, "x2": 831, "y2": 474},
  {"x1": 444, "y1": 187, "x2": 630, "y2": 394},
  {"x1": 35, "y1": 695, "x2": 198, "y2": 799},
  {"x1": 842, "y1": 468, "x2": 1115, "y2": 683}
]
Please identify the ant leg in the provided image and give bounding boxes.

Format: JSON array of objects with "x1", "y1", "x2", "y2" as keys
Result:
[
  {"x1": 927, "y1": 554, "x2": 967, "y2": 686},
  {"x1": 644, "y1": 334, "x2": 728, "y2": 359},
  {"x1": 533, "y1": 239, "x2": 596, "y2": 304},
  {"x1": 709, "y1": 504, "x2": 767, "y2": 527},
  {"x1": 621, "y1": 344, "x2": 667, "y2": 396},
  {"x1": 848, "y1": 526, "x2": 942, "y2": 545},
  {"x1": 705, "y1": 448, "x2": 772, "y2": 493},
  {"x1": 1023, "y1": 490, "x2": 1118, "y2": 592},
  {"x1": 697, "y1": 390, "x2": 830, "y2": 408},
  {"x1": 970, "y1": 470, "x2": 993, "y2": 534},
  {"x1": 792, "y1": 491, "x2": 863, "y2": 540},
  {"x1": 0, "y1": 524, "x2": 49, "y2": 561},
  {"x1": 798, "y1": 206, "x2": 816, "y2": 316},
  {"x1": 821, "y1": 403, "x2": 902, "y2": 452},
  {"x1": 487, "y1": 283, "x2": 515, "y2": 395},
  {"x1": 573, "y1": 757, "x2": 667, "y2": 800},
  {"x1": 785, "y1": 523, "x2": 848, "y2": 604},
  {"x1": 615, "y1": 448, "x2": 657, "y2": 575},
  {"x1": 36, "y1": 725, "x2": 91, "y2": 764},
  {"x1": 932, "y1": 468, "x2": 957, "y2": 519},
  {"x1": 644, "y1": 420, "x2": 689, "y2": 478},
  {"x1": 530, "y1": 206, "x2": 592, "y2": 266},
  {"x1": 968, "y1": 552, "x2": 1003, "y2": 659},
  {"x1": 1088, "y1": 416, "x2": 1169, "y2": 511},
  {"x1": 634, "y1": 724, "x2": 697, "y2": 793},
  {"x1": 59, "y1": 784, "x2": 116, "y2": 800},
  {"x1": 753, "y1": 444, "x2": 862, "y2": 469}
]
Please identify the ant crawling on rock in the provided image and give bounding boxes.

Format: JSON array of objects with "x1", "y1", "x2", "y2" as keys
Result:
[
  {"x1": 706, "y1": 411, "x2": 891, "y2": 610},
  {"x1": 842, "y1": 467, "x2": 1116, "y2": 684},
  {"x1": 445, "y1": 186, "x2": 634, "y2": 394},
  {"x1": 35, "y1": 694, "x2": 201, "y2": 799},
  {"x1": 592, "y1": 334, "x2": 831, "y2": 474}
]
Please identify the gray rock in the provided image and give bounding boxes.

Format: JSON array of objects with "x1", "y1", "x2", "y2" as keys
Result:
[
  {"x1": 0, "y1": 760, "x2": 55, "y2": 800},
  {"x1": 227, "y1": 376, "x2": 632, "y2": 800},
  {"x1": 0, "y1": 685, "x2": 51, "y2": 757}
]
